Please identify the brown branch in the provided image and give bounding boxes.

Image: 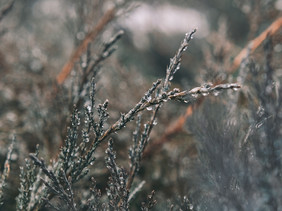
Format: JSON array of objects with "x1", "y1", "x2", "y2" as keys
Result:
[
  {"x1": 231, "y1": 16, "x2": 282, "y2": 71},
  {"x1": 56, "y1": 7, "x2": 116, "y2": 85}
]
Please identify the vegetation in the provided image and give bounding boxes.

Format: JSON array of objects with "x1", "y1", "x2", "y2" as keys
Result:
[{"x1": 0, "y1": 0, "x2": 281, "y2": 210}]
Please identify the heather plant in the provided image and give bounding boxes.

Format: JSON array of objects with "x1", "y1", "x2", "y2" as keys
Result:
[
  {"x1": 0, "y1": 1, "x2": 281, "y2": 211},
  {"x1": 14, "y1": 29, "x2": 239, "y2": 210}
]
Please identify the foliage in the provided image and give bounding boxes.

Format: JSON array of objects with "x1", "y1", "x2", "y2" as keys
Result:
[{"x1": 0, "y1": 0, "x2": 281, "y2": 210}]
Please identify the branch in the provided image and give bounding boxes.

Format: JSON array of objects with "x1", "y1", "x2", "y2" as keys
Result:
[
  {"x1": 231, "y1": 17, "x2": 282, "y2": 71},
  {"x1": 0, "y1": 138, "x2": 14, "y2": 206},
  {"x1": 127, "y1": 106, "x2": 160, "y2": 191},
  {"x1": 163, "y1": 29, "x2": 196, "y2": 92},
  {"x1": 143, "y1": 83, "x2": 241, "y2": 157},
  {"x1": 56, "y1": 7, "x2": 116, "y2": 85},
  {"x1": 143, "y1": 105, "x2": 195, "y2": 158}
]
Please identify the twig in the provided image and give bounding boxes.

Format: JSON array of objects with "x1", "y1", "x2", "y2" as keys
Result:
[
  {"x1": 29, "y1": 155, "x2": 77, "y2": 211},
  {"x1": 143, "y1": 105, "x2": 195, "y2": 158},
  {"x1": 231, "y1": 17, "x2": 282, "y2": 71},
  {"x1": 0, "y1": 137, "x2": 14, "y2": 206},
  {"x1": 126, "y1": 105, "x2": 160, "y2": 191},
  {"x1": 163, "y1": 29, "x2": 196, "y2": 92},
  {"x1": 74, "y1": 30, "x2": 124, "y2": 108},
  {"x1": 143, "y1": 83, "x2": 241, "y2": 157},
  {"x1": 56, "y1": 7, "x2": 116, "y2": 85},
  {"x1": 128, "y1": 180, "x2": 146, "y2": 202}
]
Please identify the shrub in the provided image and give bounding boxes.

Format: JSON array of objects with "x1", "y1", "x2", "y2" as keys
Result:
[{"x1": 0, "y1": 1, "x2": 281, "y2": 210}]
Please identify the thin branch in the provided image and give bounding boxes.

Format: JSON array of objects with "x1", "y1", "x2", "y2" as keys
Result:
[
  {"x1": 126, "y1": 105, "x2": 160, "y2": 191},
  {"x1": 90, "y1": 79, "x2": 162, "y2": 149},
  {"x1": 128, "y1": 181, "x2": 146, "y2": 202},
  {"x1": 29, "y1": 155, "x2": 77, "y2": 211},
  {"x1": 56, "y1": 7, "x2": 116, "y2": 85},
  {"x1": 163, "y1": 29, "x2": 197, "y2": 92},
  {"x1": 231, "y1": 17, "x2": 282, "y2": 71},
  {"x1": 143, "y1": 83, "x2": 241, "y2": 157},
  {"x1": 143, "y1": 105, "x2": 195, "y2": 158},
  {"x1": 75, "y1": 30, "x2": 124, "y2": 107},
  {"x1": 0, "y1": 137, "x2": 14, "y2": 206}
]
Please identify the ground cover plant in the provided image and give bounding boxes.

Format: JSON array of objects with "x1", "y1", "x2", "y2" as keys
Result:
[{"x1": 0, "y1": 0, "x2": 281, "y2": 210}]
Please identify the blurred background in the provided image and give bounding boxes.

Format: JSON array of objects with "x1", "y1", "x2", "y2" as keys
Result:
[{"x1": 0, "y1": 0, "x2": 281, "y2": 210}]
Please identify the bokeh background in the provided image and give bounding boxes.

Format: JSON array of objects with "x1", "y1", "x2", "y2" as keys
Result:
[{"x1": 0, "y1": 0, "x2": 282, "y2": 210}]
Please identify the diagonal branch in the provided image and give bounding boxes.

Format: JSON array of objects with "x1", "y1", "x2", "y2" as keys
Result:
[
  {"x1": 231, "y1": 17, "x2": 282, "y2": 71},
  {"x1": 56, "y1": 7, "x2": 116, "y2": 85},
  {"x1": 143, "y1": 83, "x2": 241, "y2": 157}
]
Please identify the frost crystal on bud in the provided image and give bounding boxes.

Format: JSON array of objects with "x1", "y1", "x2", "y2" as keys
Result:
[
  {"x1": 146, "y1": 96, "x2": 152, "y2": 102},
  {"x1": 191, "y1": 93, "x2": 199, "y2": 98},
  {"x1": 213, "y1": 90, "x2": 220, "y2": 96},
  {"x1": 146, "y1": 106, "x2": 153, "y2": 111}
]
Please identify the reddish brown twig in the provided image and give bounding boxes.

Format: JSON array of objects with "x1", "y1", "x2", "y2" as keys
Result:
[
  {"x1": 231, "y1": 16, "x2": 282, "y2": 71},
  {"x1": 56, "y1": 7, "x2": 116, "y2": 85}
]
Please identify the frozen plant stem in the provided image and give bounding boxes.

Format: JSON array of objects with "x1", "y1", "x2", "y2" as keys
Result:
[
  {"x1": 0, "y1": 138, "x2": 14, "y2": 206},
  {"x1": 29, "y1": 155, "x2": 77, "y2": 211},
  {"x1": 75, "y1": 30, "x2": 124, "y2": 108},
  {"x1": 163, "y1": 29, "x2": 197, "y2": 92},
  {"x1": 89, "y1": 79, "x2": 162, "y2": 149},
  {"x1": 127, "y1": 105, "x2": 160, "y2": 192},
  {"x1": 91, "y1": 30, "x2": 198, "y2": 149}
]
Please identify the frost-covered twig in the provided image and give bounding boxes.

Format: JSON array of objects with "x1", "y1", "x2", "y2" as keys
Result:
[
  {"x1": 127, "y1": 106, "x2": 160, "y2": 191},
  {"x1": 163, "y1": 29, "x2": 197, "y2": 92},
  {"x1": 29, "y1": 155, "x2": 77, "y2": 211},
  {"x1": 0, "y1": 137, "x2": 14, "y2": 206},
  {"x1": 86, "y1": 178, "x2": 103, "y2": 210},
  {"x1": 105, "y1": 139, "x2": 129, "y2": 210},
  {"x1": 186, "y1": 83, "x2": 241, "y2": 98},
  {"x1": 74, "y1": 30, "x2": 124, "y2": 107},
  {"x1": 56, "y1": 7, "x2": 117, "y2": 85},
  {"x1": 129, "y1": 82, "x2": 241, "y2": 110},
  {"x1": 128, "y1": 180, "x2": 146, "y2": 202},
  {"x1": 16, "y1": 145, "x2": 40, "y2": 211},
  {"x1": 141, "y1": 190, "x2": 157, "y2": 211}
]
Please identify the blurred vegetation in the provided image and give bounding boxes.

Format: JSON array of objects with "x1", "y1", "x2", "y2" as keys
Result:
[{"x1": 0, "y1": 0, "x2": 281, "y2": 210}]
